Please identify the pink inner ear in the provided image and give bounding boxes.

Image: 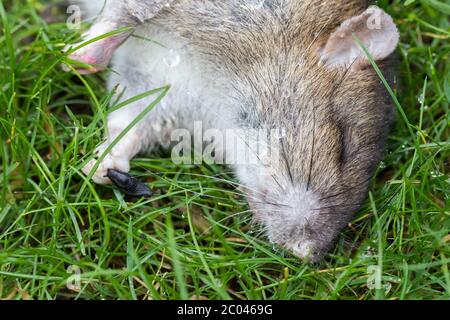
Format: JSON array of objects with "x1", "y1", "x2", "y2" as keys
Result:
[{"x1": 318, "y1": 6, "x2": 399, "y2": 71}]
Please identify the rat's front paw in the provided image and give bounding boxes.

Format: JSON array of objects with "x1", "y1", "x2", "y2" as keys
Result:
[{"x1": 82, "y1": 152, "x2": 130, "y2": 185}]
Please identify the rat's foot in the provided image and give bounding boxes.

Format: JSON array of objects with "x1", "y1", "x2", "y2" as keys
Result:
[
  {"x1": 82, "y1": 143, "x2": 131, "y2": 184},
  {"x1": 82, "y1": 125, "x2": 142, "y2": 184}
]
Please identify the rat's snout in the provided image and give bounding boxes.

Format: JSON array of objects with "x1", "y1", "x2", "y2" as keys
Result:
[{"x1": 246, "y1": 186, "x2": 340, "y2": 263}]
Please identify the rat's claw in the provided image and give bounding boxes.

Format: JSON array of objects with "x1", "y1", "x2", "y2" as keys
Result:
[{"x1": 82, "y1": 159, "x2": 112, "y2": 185}]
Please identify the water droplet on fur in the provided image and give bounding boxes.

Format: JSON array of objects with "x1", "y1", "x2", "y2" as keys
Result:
[{"x1": 163, "y1": 49, "x2": 181, "y2": 67}]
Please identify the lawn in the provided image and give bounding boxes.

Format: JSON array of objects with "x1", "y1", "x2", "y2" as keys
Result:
[{"x1": 0, "y1": 0, "x2": 449, "y2": 300}]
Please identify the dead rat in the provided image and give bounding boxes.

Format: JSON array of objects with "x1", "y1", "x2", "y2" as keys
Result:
[{"x1": 65, "y1": 0, "x2": 399, "y2": 262}]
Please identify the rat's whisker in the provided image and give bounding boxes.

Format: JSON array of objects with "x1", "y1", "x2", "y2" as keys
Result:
[
  {"x1": 251, "y1": 200, "x2": 292, "y2": 209},
  {"x1": 312, "y1": 203, "x2": 362, "y2": 212},
  {"x1": 306, "y1": 104, "x2": 316, "y2": 192},
  {"x1": 143, "y1": 169, "x2": 270, "y2": 199},
  {"x1": 280, "y1": 139, "x2": 294, "y2": 185},
  {"x1": 319, "y1": 176, "x2": 374, "y2": 201},
  {"x1": 214, "y1": 209, "x2": 254, "y2": 225},
  {"x1": 238, "y1": 134, "x2": 285, "y2": 193}
]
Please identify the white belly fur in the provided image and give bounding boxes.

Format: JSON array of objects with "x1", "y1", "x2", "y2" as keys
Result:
[{"x1": 108, "y1": 24, "x2": 235, "y2": 133}]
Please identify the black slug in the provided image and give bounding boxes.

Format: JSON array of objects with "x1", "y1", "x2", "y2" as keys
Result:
[{"x1": 106, "y1": 169, "x2": 153, "y2": 198}]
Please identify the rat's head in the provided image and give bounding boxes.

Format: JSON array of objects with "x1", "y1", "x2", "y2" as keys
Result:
[{"x1": 233, "y1": 3, "x2": 399, "y2": 262}]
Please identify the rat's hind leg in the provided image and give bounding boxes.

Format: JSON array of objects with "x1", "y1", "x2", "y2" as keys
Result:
[
  {"x1": 82, "y1": 114, "x2": 141, "y2": 185},
  {"x1": 82, "y1": 77, "x2": 179, "y2": 185}
]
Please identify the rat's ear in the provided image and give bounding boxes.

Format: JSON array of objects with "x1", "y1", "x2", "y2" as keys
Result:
[{"x1": 318, "y1": 6, "x2": 399, "y2": 71}]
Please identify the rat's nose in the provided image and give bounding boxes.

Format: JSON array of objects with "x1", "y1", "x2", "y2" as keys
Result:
[
  {"x1": 290, "y1": 240, "x2": 323, "y2": 263},
  {"x1": 292, "y1": 240, "x2": 314, "y2": 258}
]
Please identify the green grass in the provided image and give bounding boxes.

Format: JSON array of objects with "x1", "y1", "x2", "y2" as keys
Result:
[{"x1": 0, "y1": 0, "x2": 449, "y2": 300}]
